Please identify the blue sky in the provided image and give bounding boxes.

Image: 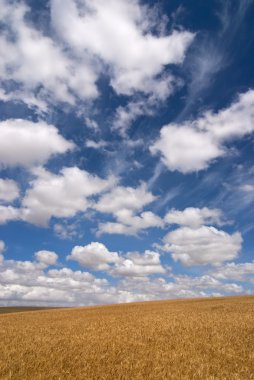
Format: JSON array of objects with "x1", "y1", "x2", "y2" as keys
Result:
[{"x1": 0, "y1": 0, "x2": 254, "y2": 306}]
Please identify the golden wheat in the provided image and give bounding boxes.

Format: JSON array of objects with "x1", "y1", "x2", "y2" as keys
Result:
[{"x1": 0, "y1": 296, "x2": 253, "y2": 379}]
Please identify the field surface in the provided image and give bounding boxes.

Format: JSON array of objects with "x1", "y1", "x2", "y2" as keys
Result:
[
  {"x1": 0, "y1": 296, "x2": 253, "y2": 379},
  {"x1": 0, "y1": 307, "x2": 54, "y2": 315}
]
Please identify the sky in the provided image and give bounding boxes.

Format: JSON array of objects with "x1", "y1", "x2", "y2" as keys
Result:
[{"x1": 0, "y1": 0, "x2": 254, "y2": 306}]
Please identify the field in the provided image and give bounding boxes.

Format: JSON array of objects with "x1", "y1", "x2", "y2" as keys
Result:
[
  {"x1": 0, "y1": 307, "x2": 54, "y2": 315},
  {"x1": 0, "y1": 296, "x2": 253, "y2": 380}
]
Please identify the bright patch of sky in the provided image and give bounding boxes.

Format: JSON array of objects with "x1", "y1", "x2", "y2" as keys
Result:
[{"x1": 0, "y1": 0, "x2": 254, "y2": 306}]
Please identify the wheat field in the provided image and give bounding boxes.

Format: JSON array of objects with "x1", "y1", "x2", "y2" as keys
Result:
[{"x1": 0, "y1": 296, "x2": 253, "y2": 380}]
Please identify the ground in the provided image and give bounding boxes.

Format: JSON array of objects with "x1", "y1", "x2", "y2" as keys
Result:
[{"x1": 0, "y1": 296, "x2": 253, "y2": 379}]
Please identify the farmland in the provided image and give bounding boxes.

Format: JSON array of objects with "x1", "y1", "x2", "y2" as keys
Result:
[
  {"x1": 0, "y1": 307, "x2": 55, "y2": 315},
  {"x1": 0, "y1": 295, "x2": 253, "y2": 379}
]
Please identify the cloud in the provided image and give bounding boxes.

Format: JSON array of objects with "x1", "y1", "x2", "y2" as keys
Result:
[
  {"x1": 67, "y1": 242, "x2": 119, "y2": 271},
  {"x1": 51, "y1": 0, "x2": 194, "y2": 97},
  {"x1": 210, "y1": 261, "x2": 254, "y2": 282},
  {"x1": 98, "y1": 210, "x2": 164, "y2": 236},
  {"x1": 151, "y1": 90, "x2": 254, "y2": 173},
  {"x1": 22, "y1": 166, "x2": 116, "y2": 226},
  {"x1": 0, "y1": 0, "x2": 98, "y2": 108},
  {"x1": 0, "y1": 0, "x2": 193, "y2": 111},
  {"x1": 172, "y1": 274, "x2": 244, "y2": 295},
  {"x1": 0, "y1": 241, "x2": 5, "y2": 254},
  {"x1": 0, "y1": 119, "x2": 74, "y2": 168},
  {"x1": 34, "y1": 250, "x2": 58, "y2": 266},
  {"x1": 94, "y1": 183, "x2": 163, "y2": 235},
  {"x1": 94, "y1": 183, "x2": 156, "y2": 214},
  {"x1": 241, "y1": 184, "x2": 254, "y2": 193},
  {"x1": 151, "y1": 124, "x2": 223, "y2": 173},
  {"x1": 53, "y1": 223, "x2": 81, "y2": 240},
  {"x1": 112, "y1": 99, "x2": 152, "y2": 136},
  {"x1": 68, "y1": 242, "x2": 167, "y2": 277},
  {"x1": 0, "y1": 179, "x2": 20, "y2": 202},
  {"x1": 110, "y1": 250, "x2": 166, "y2": 277},
  {"x1": 0, "y1": 206, "x2": 20, "y2": 225},
  {"x1": 162, "y1": 226, "x2": 242, "y2": 266},
  {"x1": 0, "y1": 247, "x2": 251, "y2": 307},
  {"x1": 85, "y1": 118, "x2": 99, "y2": 131},
  {"x1": 0, "y1": 255, "x2": 112, "y2": 306},
  {"x1": 0, "y1": 241, "x2": 5, "y2": 264},
  {"x1": 85, "y1": 139, "x2": 108, "y2": 149},
  {"x1": 164, "y1": 207, "x2": 225, "y2": 228}
]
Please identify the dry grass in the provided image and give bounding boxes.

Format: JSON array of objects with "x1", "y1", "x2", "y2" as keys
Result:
[{"x1": 0, "y1": 295, "x2": 253, "y2": 380}]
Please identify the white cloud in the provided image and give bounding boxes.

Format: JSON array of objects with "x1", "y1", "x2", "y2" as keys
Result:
[
  {"x1": 0, "y1": 206, "x2": 20, "y2": 225},
  {"x1": 0, "y1": 179, "x2": 20, "y2": 202},
  {"x1": 0, "y1": 88, "x2": 48, "y2": 112},
  {"x1": 85, "y1": 118, "x2": 99, "y2": 131},
  {"x1": 0, "y1": 0, "x2": 98, "y2": 108},
  {"x1": 22, "y1": 166, "x2": 116, "y2": 226},
  {"x1": 51, "y1": 0, "x2": 194, "y2": 97},
  {"x1": 210, "y1": 261, "x2": 254, "y2": 282},
  {"x1": 98, "y1": 210, "x2": 164, "y2": 236},
  {"x1": 172, "y1": 274, "x2": 244, "y2": 295},
  {"x1": 151, "y1": 124, "x2": 224, "y2": 173},
  {"x1": 94, "y1": 183, "x2": 163, "y2": 236},
  {"x1": 34, "y1": 250, "x2": 58, "y2": 266},
  {"x1": 67, "y1": 242, "x2": 119, "y2": 271},
  {"x1": 0, "y1": 255, "x2": 113, "y2": 306},
  {"x1": 165, "y1": 207, "x2": 225, "y2": 228},
  {"x1": 53, "y1": 223, "x2": 81, "y2": 240},
  {"x1": 85, "y1": 139, "x2": 108, "y2": 149},
  {"x1": 199, "y1": 90, "x2": 254, "y2": 140},
  {"x1": 0, "y1": 119, "x2": 74, "y2": 168},
  {"x1": 0, "y1": 249, "x2": 251, "y2": 306},
  {"x1": 111, "y1": 250, "x2": 166, "y2": 277},
  {"x1": 112, "y1": 99, "x2": 153, "y2": 136},
  {"x1": 162, "y1": 226, "x2": 242, "y2": 266},
  {"x1": 0, "y1": 241, "x2": 5, "y2": 263},
  {"x1": 95, "y1": 183, "x2": 156, "y2": 214},
  {"x1": 151, "y1": 90, "x2": 254, "y2": 173},
  {"x1": 0, "y1": 0, "x2": 194, "y2": 118},
  {"x1": 241, "y1": 184, "x2": 254, "y2": 193}
]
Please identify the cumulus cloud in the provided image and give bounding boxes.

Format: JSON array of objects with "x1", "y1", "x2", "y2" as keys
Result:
[
  {"x1": 0, "y1": 179, "x2": 20, "y2": 202},
  {"x1": 51, "y1": 0, "x2": 194, "y2": 97},
  {"x1": 98, "y1": 210, "x2": 164, "y2": 236},
  {"x1": 151, "y1": 124, "x2": 223, "y2": 173},
  {"x1": 95, "y1": 183, "x2": 156, "y2": 214},
  {"x1": 0, "y1": 241, "x2": 5, "y2": 264},
  {"x1": 0, "y1": 0, "x2": 194, "y2": 110},
  {"x1": 67, "y1": 242, "x2": 119, "y2": 271},
  {"x1": 0, "y1": 247, "x2": 251, "y2": 306},
  {"x1": 164, "y1": 207, "x2": 225, "y2": 228},
  {"x1": 68, "y1": 242, "x2": 167, "y2": 277},
  {"x1": 151, "y1": 90, "x2": 254, "y2": 173},
  {"x1": 94, "y1": 183, "x2": 163, "y2": 235},
  {"x1": 34, "y1": 250, "x2": 58, "y2": 266},
  {"x1": 0, "y1": 119, "x2": 74, "y2": 168},
  {"x1": 210, "y1": 261, "x2": 254, "y2": 282},
  {"x1": 0, "y1": 206, "x2": 20, "y2": 225},
  {"x1": 111, "y1": 250, "x2": 166, "y2": 277},
  {"x1": 162, "y1": 226, "x2": 242, "y2": 266},
  {"x1": 21, "y1": 166, "x2": 115, "y2": 226},
  {"x1": 0, "y1": 256, "x2": 112, "y2": 306},
  {"x1": 0, "y1": 0, "x2": 98, "y2": 108}
]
